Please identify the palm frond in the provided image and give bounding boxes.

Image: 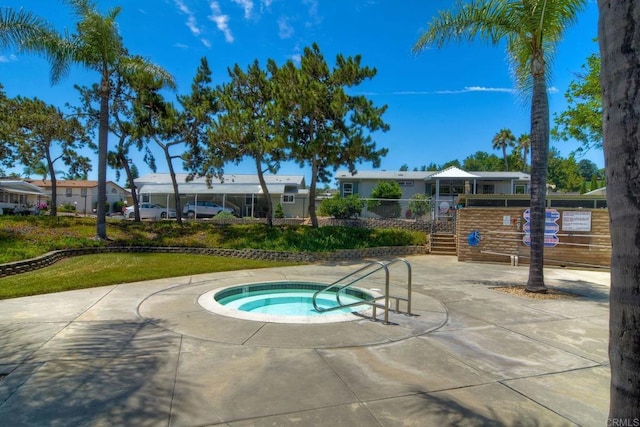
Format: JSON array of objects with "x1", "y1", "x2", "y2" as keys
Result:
[
  {"x1": 0, "y1": 7, "x2": 55, "y2": 50},
  {"x1": 412, "y1": 0, "x2": 518, "y2": 53}
]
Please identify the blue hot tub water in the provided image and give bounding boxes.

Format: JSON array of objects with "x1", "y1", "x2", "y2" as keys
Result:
[{"x1": 214, "y1": 282, "x2": 373, "y2": 317}]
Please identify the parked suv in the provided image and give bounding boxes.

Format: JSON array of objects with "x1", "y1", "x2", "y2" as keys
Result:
[{"x1": 182, "y1": 200, "x2": 234, "y2": 219}]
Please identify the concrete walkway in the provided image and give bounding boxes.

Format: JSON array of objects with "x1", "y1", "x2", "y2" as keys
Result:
[{"x1": 0, "y1": 255, "x2": 611, "y2": 426}]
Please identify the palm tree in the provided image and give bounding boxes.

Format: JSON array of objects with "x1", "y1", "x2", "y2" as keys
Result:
[
  {"x1": 517, "y1": 133, "x2": 531, "y2": 172},
  {"x1": 598, "y1": 0, "x2": 640, "y2": 420},
  {"x1": 16, "y1": 1, "x2": 174, "y2": 238},
  {"x1": 0, "y1": 8, "x2": 54, "y2": 51},
  {"x1": 413, "y1": 0, "x2": 587, "y2": 293},
  {"x1": 492, "y1": 128, "x2": 516, "y2": 171}
]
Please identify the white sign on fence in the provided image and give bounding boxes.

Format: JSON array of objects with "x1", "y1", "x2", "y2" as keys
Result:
[{"x1": 562, "y1": 211, "x2": 592, "y2": 232}]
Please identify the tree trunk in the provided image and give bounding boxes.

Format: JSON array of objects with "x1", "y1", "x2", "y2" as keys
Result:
[
  {"x1": 46, "y1": 150, "x2": 57, "y2": 217},
  {"x1": 308, "y1": 159, "x2": 319, "y2": 228},
  {"x1": 96, "y1": 75, "x2": 109, "y2": 239},
  {"x1": 599, "y1": 0, "x2": 640, "y2": 420},
  {"x1": 255, "y1": 157, "x2": 273, "y2": 227},
  {"x1": 502, "y1": 146, "x2": 509, "y2": 171},
  {"x1": 525, "y1": 53, "x2": 549, "y2": 293},
  {"x1": 162, "y1": 142, "x2": 182, "y2": 225},
  {"x1": 122, "y1": 153, "x2": 140, "y2": 221}
]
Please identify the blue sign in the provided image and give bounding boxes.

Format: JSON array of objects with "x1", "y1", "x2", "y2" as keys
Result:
[
  {"x1": 523, "y1": 208, "x2": 560, "y2": 222},
  {"x1": 523, "y1": 222, "x2": 560, "y2": 234}
]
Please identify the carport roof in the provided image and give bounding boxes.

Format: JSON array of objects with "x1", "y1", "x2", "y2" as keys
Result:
[
  {"x1": 138, "y1": 183, "x2": 287, "y2": 195},
  {"x1": 0, "y1": 180, "x2": 46, "y2": 196}
]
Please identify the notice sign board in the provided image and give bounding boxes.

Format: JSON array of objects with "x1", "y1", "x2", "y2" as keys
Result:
[
  {"x1": 522, "y1": 208, "x2": 560, "y2": 247},
  {"x1": 562, "y1": 211, "x2": 592, "y2": 232}
]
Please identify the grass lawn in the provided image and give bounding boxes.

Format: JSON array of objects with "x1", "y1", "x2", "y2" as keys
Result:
[
  {"x1": 0, "y1": 253, "x2": 299, "y2": 299},
  {"x1": 0, "y1": 216, "x2": 426, "y2": 299}
]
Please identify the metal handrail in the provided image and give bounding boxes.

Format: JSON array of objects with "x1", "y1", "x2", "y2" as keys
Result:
[
  {"x1": 312, "y1": 260, "x2": 387, "y2": 311},
  {"x1": 312, "y1": 258, "x2": 413, "y2": 324}
]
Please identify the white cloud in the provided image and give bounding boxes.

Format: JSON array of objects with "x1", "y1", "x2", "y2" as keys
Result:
[
  {"x1": 173, "y1": 0, "x2": 210, "y2": 47},
  {"x1": 434, "y1": 86, "x2": 515, "y2": 95},
  {"x1": 289, "y1": 53, "x2": 301, "y2": 64},
  {"x1": 277, "y1": 16, "x2": 294, "y2": 39},
  {"x1": 209, "y1": 2, "x2": 234, "y2": 43},
  {"x1": 232, "y1": 0, "x2": 254, "y2": 19},
  {"x1": 302, "y1": 0, "x2": 322, "y2": 26},
  {"x1": 392, "y1": 86, "x2": 516, "y2": 95},
  {"x1": 0, "y1": 54, "x2": 17, "y2": 63}
]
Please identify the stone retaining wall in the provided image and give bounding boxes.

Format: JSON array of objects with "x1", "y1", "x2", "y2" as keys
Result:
[
  {"x1": 0, "y1": 245, "x2": 429, "y2": 278},
  {"x1": 318, "y1": 218, "x2": 430, "y2": 232}
]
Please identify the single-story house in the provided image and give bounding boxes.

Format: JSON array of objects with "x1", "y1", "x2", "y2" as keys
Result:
[
  {"x1": 336, "y1": 166, "x2": 531, "y2": 217},
  {"x1": 27, "y1": 179, "x2": 130, "y2": 214},
  {"x1": 0, "y1": 179, "x2": 46, "y2": 214},
  {"x1": 134, "y1": 173, "x2": 309, "y2": 219}
]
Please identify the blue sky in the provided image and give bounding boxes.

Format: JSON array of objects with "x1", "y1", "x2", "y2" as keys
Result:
[{"x1": 0, "y1": 0, "x2": 601, "y2": 185}]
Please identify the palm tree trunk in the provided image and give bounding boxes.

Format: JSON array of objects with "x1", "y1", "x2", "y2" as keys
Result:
[
  {"x1": 599, "y1": 0, "x2": 640, "y2": 420},
  {"x1": 502, "y1": 146, "x2": 509, "y2": 171},
  {"x1": 96, "y1": 76, "x2": 109, "y2": 239},
  {"x1": 525, "y1": 55, "x2": 549, "y2": 293}
]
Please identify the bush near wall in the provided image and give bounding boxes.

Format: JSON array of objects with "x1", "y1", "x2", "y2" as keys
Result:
[{"x1": 456, "y1": 207, "x2": 611, "y2": 268}]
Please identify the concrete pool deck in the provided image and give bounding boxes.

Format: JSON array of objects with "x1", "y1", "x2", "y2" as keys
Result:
[{"x1": 0, "y1": 255, "x2": 611, "y2": 426}]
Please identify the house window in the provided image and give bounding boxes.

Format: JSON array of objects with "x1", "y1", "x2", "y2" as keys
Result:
[
  {"x1": 65, "y1": 188, "x2": 72, "y2": 197},
  {"x1": 482, "y1": 184, "x2": 495, "y2": 194},
  {"x1": 142, "y1": 193, "x2": 150, "y2": 203},
  {"x1": 343, "y1": 183, "x2": 354, "y2": 196},
  {"x1": 398, "y1": 180, "x2": 414, "y2": 187},
  {"x1": 282, "y1": 194, "x2": 295, "y2": 204},
  {"x1": 515, "y1": 185, "x2": 527, "y2": 194}
]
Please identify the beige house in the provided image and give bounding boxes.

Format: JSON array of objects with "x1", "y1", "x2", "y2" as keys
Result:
[
  {"x1": 134, "y1": 173, "x2": 309, "y2": 219},
  {"x1": 27, "y1": 180, "x2": 130, "y2": 214}
]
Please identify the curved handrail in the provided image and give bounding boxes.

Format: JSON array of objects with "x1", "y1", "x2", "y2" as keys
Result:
[
  {"x1": 312, "y1": 261, "x2": 387, "y2": 312},
  {"x1": 312, "y1": 257, "x2": 412, "y2": 325}
]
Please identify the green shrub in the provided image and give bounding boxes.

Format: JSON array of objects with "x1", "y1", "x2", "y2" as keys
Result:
[
  {"x1": 274, "y1": 203, "x2": 285, "y2": 218},
  {"x1": 59, "y1": 202, "x2": 76, "y2": 213},
  {"x1": 368, "y1": 181, "x2": 402, "y2": 218},
  {"x1": 113, "y1": 200, "x2": 125, "y2": 213},
  {"x1": 319, "y1": 195, "x2": 363, "y2": 219},
  {"x1": 408, "y1": 194, "x2": 430, "y2": 219}
]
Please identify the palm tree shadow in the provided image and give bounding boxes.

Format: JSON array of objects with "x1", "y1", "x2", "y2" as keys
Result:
[
  {"x1": 402, "y1": 388, "x2": 551, "y2": 426},
  {"x1": 0, "y1": 319, "x2": 206, "y2": 426}
]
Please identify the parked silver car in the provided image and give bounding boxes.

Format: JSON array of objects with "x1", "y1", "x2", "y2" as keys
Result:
[
  {"x1": 124, "y1": 203, "x2": 176, "y2": 219},
  {"x1": 183, "y1": 201, "x2": 234, "y2": 219}
]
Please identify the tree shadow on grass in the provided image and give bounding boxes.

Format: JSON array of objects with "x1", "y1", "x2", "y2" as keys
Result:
[{"x1": 0, "y1": 320, "x2": 207, "y2": 426}]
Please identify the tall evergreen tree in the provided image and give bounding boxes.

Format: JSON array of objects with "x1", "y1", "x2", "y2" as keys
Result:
[
  {"x1": 9, "y1": 96, "x2": 92, "y2": 216},
  {"x1": 275, "y1": 43, "x2": 389, "y2": 227},
  {"x1": 209, "y1": 60, "x2": 284, "y2": 226}
]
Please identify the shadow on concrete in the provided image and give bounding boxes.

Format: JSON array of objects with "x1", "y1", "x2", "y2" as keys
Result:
[
  {"x1": 0, "y1": 320, "x2": 203, "y2": 426},
  {"x1": 402, "y1": 388, "x2": 551, "y2": 426}
]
